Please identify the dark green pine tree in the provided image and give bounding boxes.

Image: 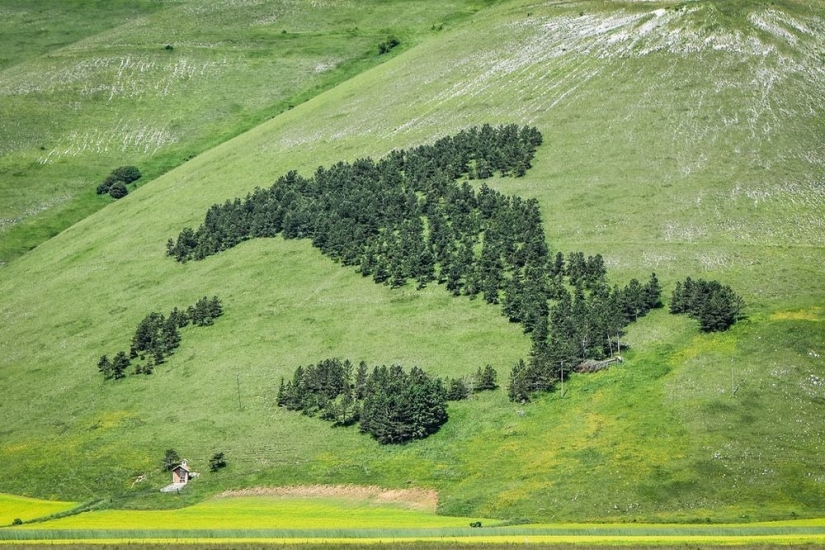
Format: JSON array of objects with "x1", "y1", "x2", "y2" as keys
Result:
[
  {"x1": 335, "y1": 388, "x2": 357, "y2": 426},
  {"x1": 390, "y1": 261, "x2": 407, "y2": 289},
  {"x1": 645, "y1": 272, "x2": 663, "y2": 309},
  {"x1": 446, "y1": 377, "x2": 469, "y2": 401},
  {"x1": 276, "y1": 377, "x2": 288, "y2": 407},
  {"x1": 414, "y1": 247, "x2": 436, "y2": 289},
  {"x1": 477, "y1": 364, "x2": 498, "y2": 391},
  {"x1": 550, "y1": 251, "x2": 565, "y2": 278},
  {"x1": 111, "y1": 351, "x2": 131, "y2": 380},
  {"x1": 699, "y1": 293, "x2": 731, "y2": 332},
  {"x1": 445, "y1": 261, "x2": 463, "y2": 296},
  {"x1": 620, "y1": 278, "x2": 647, "y2": 322},
  {"x1": 670, "y1": 281, "x2": 685, "y2": 314},
  {"x1": 208, "y1": 296, "x2": 223, "y2": 319},
  {"x1": 98, "y1": 355, "x2": 113, "y2": 379},
  {"x1": 501, "y1": 275, "x2": 524, "y2": 323},
  {"x1": 163, "y1": 449, "x2": 181, "y2": 471},
  {"x1": 359, "y1": 247, "x2": 376, "y2": 277},
  {"x1": 372, "y1": 257, "x2": 390, "y2": 284},
  {"x1": 508, "y1": 359, "x2": 531, "y2": 402},
  {"x1": 161, "y1": 317, "x2": 181, "y2": 355},
  {"x1": 355, "y1": 361, "x2": 368, "y2": 400}
]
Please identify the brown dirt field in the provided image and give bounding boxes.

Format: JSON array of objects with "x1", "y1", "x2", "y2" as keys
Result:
[{"x1": 215, "y1": 484, "x2": 439, "y2": 513}]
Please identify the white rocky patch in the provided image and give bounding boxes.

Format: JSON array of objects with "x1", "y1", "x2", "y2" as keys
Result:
[{"x1": 37, "y1": 120, "x2": 177, "y2": 163}]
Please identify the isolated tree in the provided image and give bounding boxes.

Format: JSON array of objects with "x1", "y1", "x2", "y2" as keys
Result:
[
  {"x1": 209, "y1": 452, "x2": 227, "y2": 472},
  {"x1": 163, "y1": 449, "x2": 181, "y2": 471}
]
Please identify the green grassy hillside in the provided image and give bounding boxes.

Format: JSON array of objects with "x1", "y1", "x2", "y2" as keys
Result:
[
  {"x1": 0, "y1": 0, "x2": 823, "y2": 523},
  {"x1": 0, "y1": 0, "x2": 494, "y2": 263}
]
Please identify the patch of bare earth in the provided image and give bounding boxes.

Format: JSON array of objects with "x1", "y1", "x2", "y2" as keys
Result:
[{"x1": 215, "y1": 485, "x2": 439, "y2": 513}]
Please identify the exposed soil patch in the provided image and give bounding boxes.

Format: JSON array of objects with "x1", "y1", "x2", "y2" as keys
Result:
[{"x1": 216, "y1": 485, "x2": 439, "y2": 513}]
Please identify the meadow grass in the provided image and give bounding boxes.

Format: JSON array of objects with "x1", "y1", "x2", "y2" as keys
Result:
[
  {"x1": 0, "y1": 0, "x2": 497, "y2": 263},
  {"x1": 0, "y1": 0, "x2": 823, "y2": 526},
  {"x1": 8, "y1": 496, "x2": 485, "y2": 531},
  {"x1": 0, "y1": 494, "x2": 76, "y2": 525},
  {"x1": 2, "y1": 494, "x2": 825, "y2": 545}
]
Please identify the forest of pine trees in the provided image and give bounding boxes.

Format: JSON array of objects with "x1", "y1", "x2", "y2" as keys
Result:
[
  {"x1": 166, "y1": 125, "x2": 739, "y2": 406},
  {"x1": 98, "y1": 297, "x2": 223, "y2": 379}
]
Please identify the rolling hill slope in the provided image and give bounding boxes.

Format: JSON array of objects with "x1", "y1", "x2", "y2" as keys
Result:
[
  {"x1": 0, "y1": 0, "x2": 823, "y2": 523},
  {"x1": 0, "y1": 0, "x2": 495, "y2": 263}
]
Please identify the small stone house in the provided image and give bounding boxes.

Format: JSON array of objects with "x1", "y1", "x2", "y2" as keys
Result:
[
  {"x1": 171, "y1": 459, "x2": 192, "y2": 485},
  {"x1": 161, "y1": 459, "x2": 199, "y2": 493}
]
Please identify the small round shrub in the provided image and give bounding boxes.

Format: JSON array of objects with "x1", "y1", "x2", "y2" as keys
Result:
[
  {"x1": 109, "y1": 181, "x2": 128, "y2": 199},
  {"x1": 111, "y1": 166, "x2": 142, "y2": 183}
]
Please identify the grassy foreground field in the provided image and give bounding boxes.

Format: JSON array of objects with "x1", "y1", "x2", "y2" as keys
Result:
[
  {"x1": 0, "y1": 0, "x2": 823, "y2": 527},
  {"x1": 0, "y1": 494, "x2": 75, "y2": 525},
  {"x1": 3, "y1": 493, "x2": 825, "y2": 546}
]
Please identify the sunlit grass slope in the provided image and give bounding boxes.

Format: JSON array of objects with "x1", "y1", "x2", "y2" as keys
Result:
[
  {"x1": 0, "y1": 0, "x2": 495, "y2": 263},
  {"x1": 0, "y1": 494, "x2": 76, "y2": 525},
  {"x1": 0, "y1": 0, "x2": 823, "y2": 523}
]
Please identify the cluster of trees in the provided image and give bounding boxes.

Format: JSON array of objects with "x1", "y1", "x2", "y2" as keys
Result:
[
  {"x1": 96, "y1": 165, "x2": 142, "y2": 199},
  {"x1": 165, "y1": 124, "x2": 542, "y2": 263},
  {"x1": 165, "y1": 125, "x2": 670, "y2": 403},
  {"x1": 277, "y1": 358, "x2": 453, "y2": 444},
  {"x1": 378, "y1": 35, "x2": 400, "y2": 54},
  {"x1": 162, "y1": 449, "x2": 227, "y2": 473},
  {"x1": 98, "y1": 297, "x2": 222, "y2": 379},
  {"x1": 445, "y1": 364, "x2": 498, "y2": 401},
  {"x1": 670, "y1": 277, "x2": 744, "y2": 332},
  {"x1": 507, "y1": 269, "x2": 662, "y2": 402}
]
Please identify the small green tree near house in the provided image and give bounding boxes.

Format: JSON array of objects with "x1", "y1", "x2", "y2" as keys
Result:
[
  {"x1": 209, "y1": 452, "x2": 227, "y2": 472},
  {"x1": 163, "y1": 449, "x2": 180, "y2": 472}
]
